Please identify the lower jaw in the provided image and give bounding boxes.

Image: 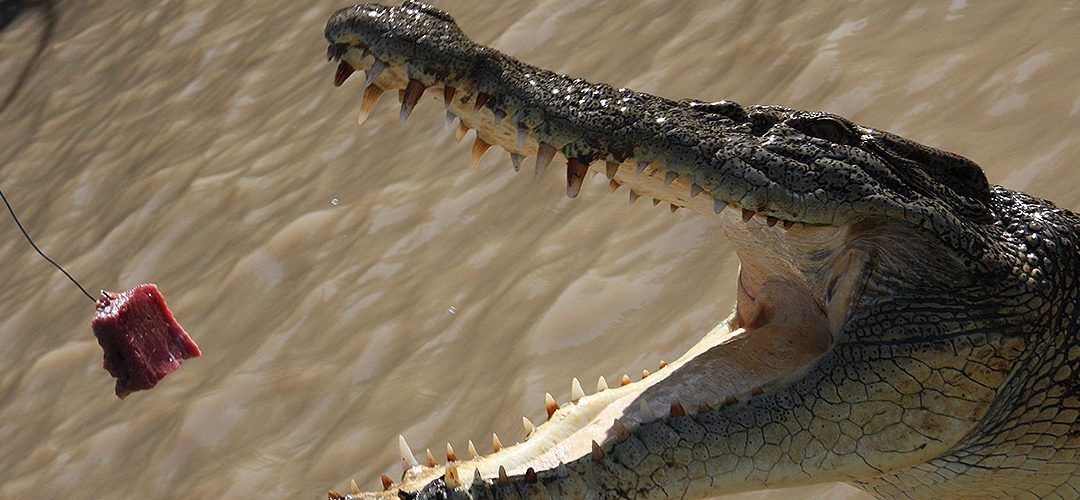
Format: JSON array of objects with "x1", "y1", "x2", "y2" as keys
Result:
[{"x1": 396, "y1": 304, "x2": 831, "y2": 491}]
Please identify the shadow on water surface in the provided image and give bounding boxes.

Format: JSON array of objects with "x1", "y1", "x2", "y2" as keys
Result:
[{"x1": 0, "y1": 0, "x2": 57, "y2": 116}]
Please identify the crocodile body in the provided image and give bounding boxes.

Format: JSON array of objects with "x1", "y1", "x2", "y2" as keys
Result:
[{"x1": 323, "y1": 2, "x2": 1079, "y2": 498}]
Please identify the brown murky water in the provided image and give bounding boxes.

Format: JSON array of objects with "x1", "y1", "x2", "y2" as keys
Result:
[{"x1": 1, "y1": 1, "x2": 1077, "y2": 498}]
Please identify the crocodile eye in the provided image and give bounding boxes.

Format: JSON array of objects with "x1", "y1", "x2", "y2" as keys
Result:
[
  {"x1": 787, "y1": 116, "x2": 857, "y2": 146},
  {"x1": 806, "y1": 118, "x2": 854, "y2": 145}
]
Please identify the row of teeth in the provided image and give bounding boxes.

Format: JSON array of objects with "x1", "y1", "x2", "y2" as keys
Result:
[
  {"x1": 330, "y1": 50, "x2": 800, "y2": 230},
  {"x1": 327, "y1": 359, "x2": 772, "y2": 497},
  {"x1": 327, "y1": 49, "x2": 785, "y2": 498}
]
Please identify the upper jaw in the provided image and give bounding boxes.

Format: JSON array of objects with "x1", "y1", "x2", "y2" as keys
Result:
[{"x1": 322, "y1": 3, "x2": 953, "y2": 232}]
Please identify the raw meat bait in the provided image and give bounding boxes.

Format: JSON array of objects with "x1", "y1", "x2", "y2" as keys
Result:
[
  {"x1": 3, "y1": 188, "x2": 201, "y2": 398},
  {"x1": 92, "y1": 284, "x2": 200, "y2": 398}
]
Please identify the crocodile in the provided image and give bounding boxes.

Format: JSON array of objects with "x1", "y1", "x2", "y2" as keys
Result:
[{"x1": 323, "y1": 2, "x2": 1079, "y2": 498}]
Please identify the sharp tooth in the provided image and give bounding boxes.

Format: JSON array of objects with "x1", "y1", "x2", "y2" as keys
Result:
[
  {"x1": 446, "y1": 442, "x2": 459, "y2": 462},
  {"x1": 399, "y1": 435, "x2": 418, "y2": 471},
  {"x1": 605, "y1": 161, "x2": 619, "y2": 179},
  {"x1": 636, "y1": 162, "x2": 648, "y2": 175},
  {"x1": 766, "y1": 216, "x2": 779, "y2": 227},
  {"x1": 591, "y1": 440, "x2": 605, "y2": 461},
  {"x1": 658, "y1": 360, "x2": 667, "y2": 369},
  {"x1": 642, "y1": 369, "x2": 651, "y2": 379},
  {"x1": 454, "y1": 121, "x2": 469, "y2": 142},
  {"x1": 517, "y1": 123, "x2": 528, "y2": 149},
  {"x1": 326, "y1": 43, "x2": 336, "y2": 62},
  {"x1": 524, "y1": 467, "x2": 538, "y2": 484},
  {"x1": 445, "y1": 110, "x2": 456, "y2": 130},
  {"x1": 350, "y1": 479, "x2": 361, "y2": 495},
  {"x1": 752, "y1": 386, "x2": 765, "y2": 396},
  {"x1": 400, "y1": 79, "x2": 426, "y2": 123},
  {"x1": 357, "y1": 85, "x2": 384, "y2": 125},
  {"x1": 522, "y1": 416, "x2": 535, "y2": 437},
  {"x1": 471, "y1": 138, "x2": 492, "y2": 172},
  {"x1": 571, "y1": 377, "x2": 585, "y2": 402},
  {"x1": 492, "y1": 433, "x2": 504, "y2": 452},
  {"x1": 628, "y1": 190, "x2": 640, "y2": 204},
  {"x1": 474, "y1": 92, "x2": 490, "y2": 111},
  {"x1": 443, "y1": 86, "x2": 456, "y2": 107},
  {"x1": 334, "y1": 61, "x2": 355, "y2": 87},
  {"x1": 545, "y1": 392, "x2": 560, "y2": 419},
  {"x1": 697, "y1": 401, "x2": 714, "y2": 413},
  {"x1": 597, "y1": 376, "x2": 608, "y2": 392},
  {"x1": 620, "y1": 374, "x2": 632, "y2": 386},
  {"x1": 742, "y1": 208, "x2": 755, "y2": 222},
  {"x1": 669, "y1": 204, "x2": 679, "y2": 213},
  {"x1": 493, "y1": 109, "x2": 506, "y2": 125},
  {"x1": 473, "y1": 469, "x2": 483, "y2": 484},
  {"x1": 783, "y1": 220, "x2": 795, "y2": 230},
  {"x1": 498, "y1": 466, "x2": 510, "y2": 485},
  {"x1": 426, "y1": 448, "x2": 438, "y2": 467},
  {"x1": 566, "y1": 159, "x2": 589, "y2": 198},
  {"x1": 652, "y1": 198, "x2": 661, "y2": 206},
  {"x1": 509, "y1": 153, "x2": 524, "y2": 172},
  {"x1": 663, "y1": 171, "x2": 678, "y2": 186},
  {"x1": 467, "y1": 440, "x2": 478, "y2": 459},
  {"x1": 714, "y1": 199, "x2": 727, "y2": 214},
  {"x1": 445, "y1": 464, "x2": 461, "y2": 488},
  {"x1": 608, "y1": 179, "x2": 621, "y2": 193},
  {"x1": 670, "y1": 399, "x2": 686, "y2": 417},
  {"x1": 364, "y1": 60, "x2": 386, "y2": 87},
  {"x1": 613, "y1": 419, "x2": 630, "y2": 441},
  {"x1": 690, "y1": 183, "x2": 703, "y2": 198},
  {"x1": 534, "y1": 143, "x2": 556, "y2": 180},
  {"x1": 397, "y1": 89, "x2": 405, "y2": 104},
  {"x1": 381, "y1": 474, "x2": 395, "y2": 491},
  {"x1": 724, "y1": 395, "x2": 739, "y2": 406}
]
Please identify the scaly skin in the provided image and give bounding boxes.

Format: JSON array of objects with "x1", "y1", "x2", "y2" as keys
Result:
[{"x1": 323, "y1": 2, "x2": 1079, "y2": 498}]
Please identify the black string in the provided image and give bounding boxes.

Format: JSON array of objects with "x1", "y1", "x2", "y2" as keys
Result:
[{"x1": 1, "y1": 186, "x2": 95, "y2": 302}]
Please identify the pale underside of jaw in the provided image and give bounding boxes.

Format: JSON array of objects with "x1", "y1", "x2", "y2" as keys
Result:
[
  {"x1": 380, "y1": 309, "x2": 830, "y2": 497},
  {"x1": 330, "y1": 51, "x2": 837, "y2": 497}
]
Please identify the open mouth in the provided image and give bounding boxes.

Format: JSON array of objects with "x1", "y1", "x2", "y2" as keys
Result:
[
  {"x1": 324, "y1": 7, "x2": 865, "y2": 496},
  {"x1": 317, "y1": 3, "x2": 1080, "y2": 498}
]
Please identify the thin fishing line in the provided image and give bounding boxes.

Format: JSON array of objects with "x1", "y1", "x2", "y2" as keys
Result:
[{"x1": 1, "y1": 186, "x2": 95, "y2": 302}]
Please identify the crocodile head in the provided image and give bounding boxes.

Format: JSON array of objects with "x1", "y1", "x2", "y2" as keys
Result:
[{"x1": 324, "y1": 3, "x2": 1078, "y2": 498}]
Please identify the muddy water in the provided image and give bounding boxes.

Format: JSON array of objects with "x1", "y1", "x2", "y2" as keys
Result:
[{"x1": 0, "y1": 1, "x2": 1077, "y2": 498}]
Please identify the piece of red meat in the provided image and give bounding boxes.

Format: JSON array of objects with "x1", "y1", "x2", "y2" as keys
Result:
[{"x1": 91, "y1": 284, "x2": 200, "y2": 398}]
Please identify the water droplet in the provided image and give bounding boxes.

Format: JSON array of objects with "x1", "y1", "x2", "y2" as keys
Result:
[
  {"x1": 447, "y1": 305, "x2": 457, "y2": 315},
  {"x1": 330, "y1": 198, "x2": 340, "y2": 206}
]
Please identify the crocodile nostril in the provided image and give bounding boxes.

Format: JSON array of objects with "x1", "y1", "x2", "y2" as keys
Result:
[
  {"x1": 326, "y1": 42, "x2": 349, "y2": 62},
  {"x1": 402, "y1": 0, "x2": 456, "y2": 22}
]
